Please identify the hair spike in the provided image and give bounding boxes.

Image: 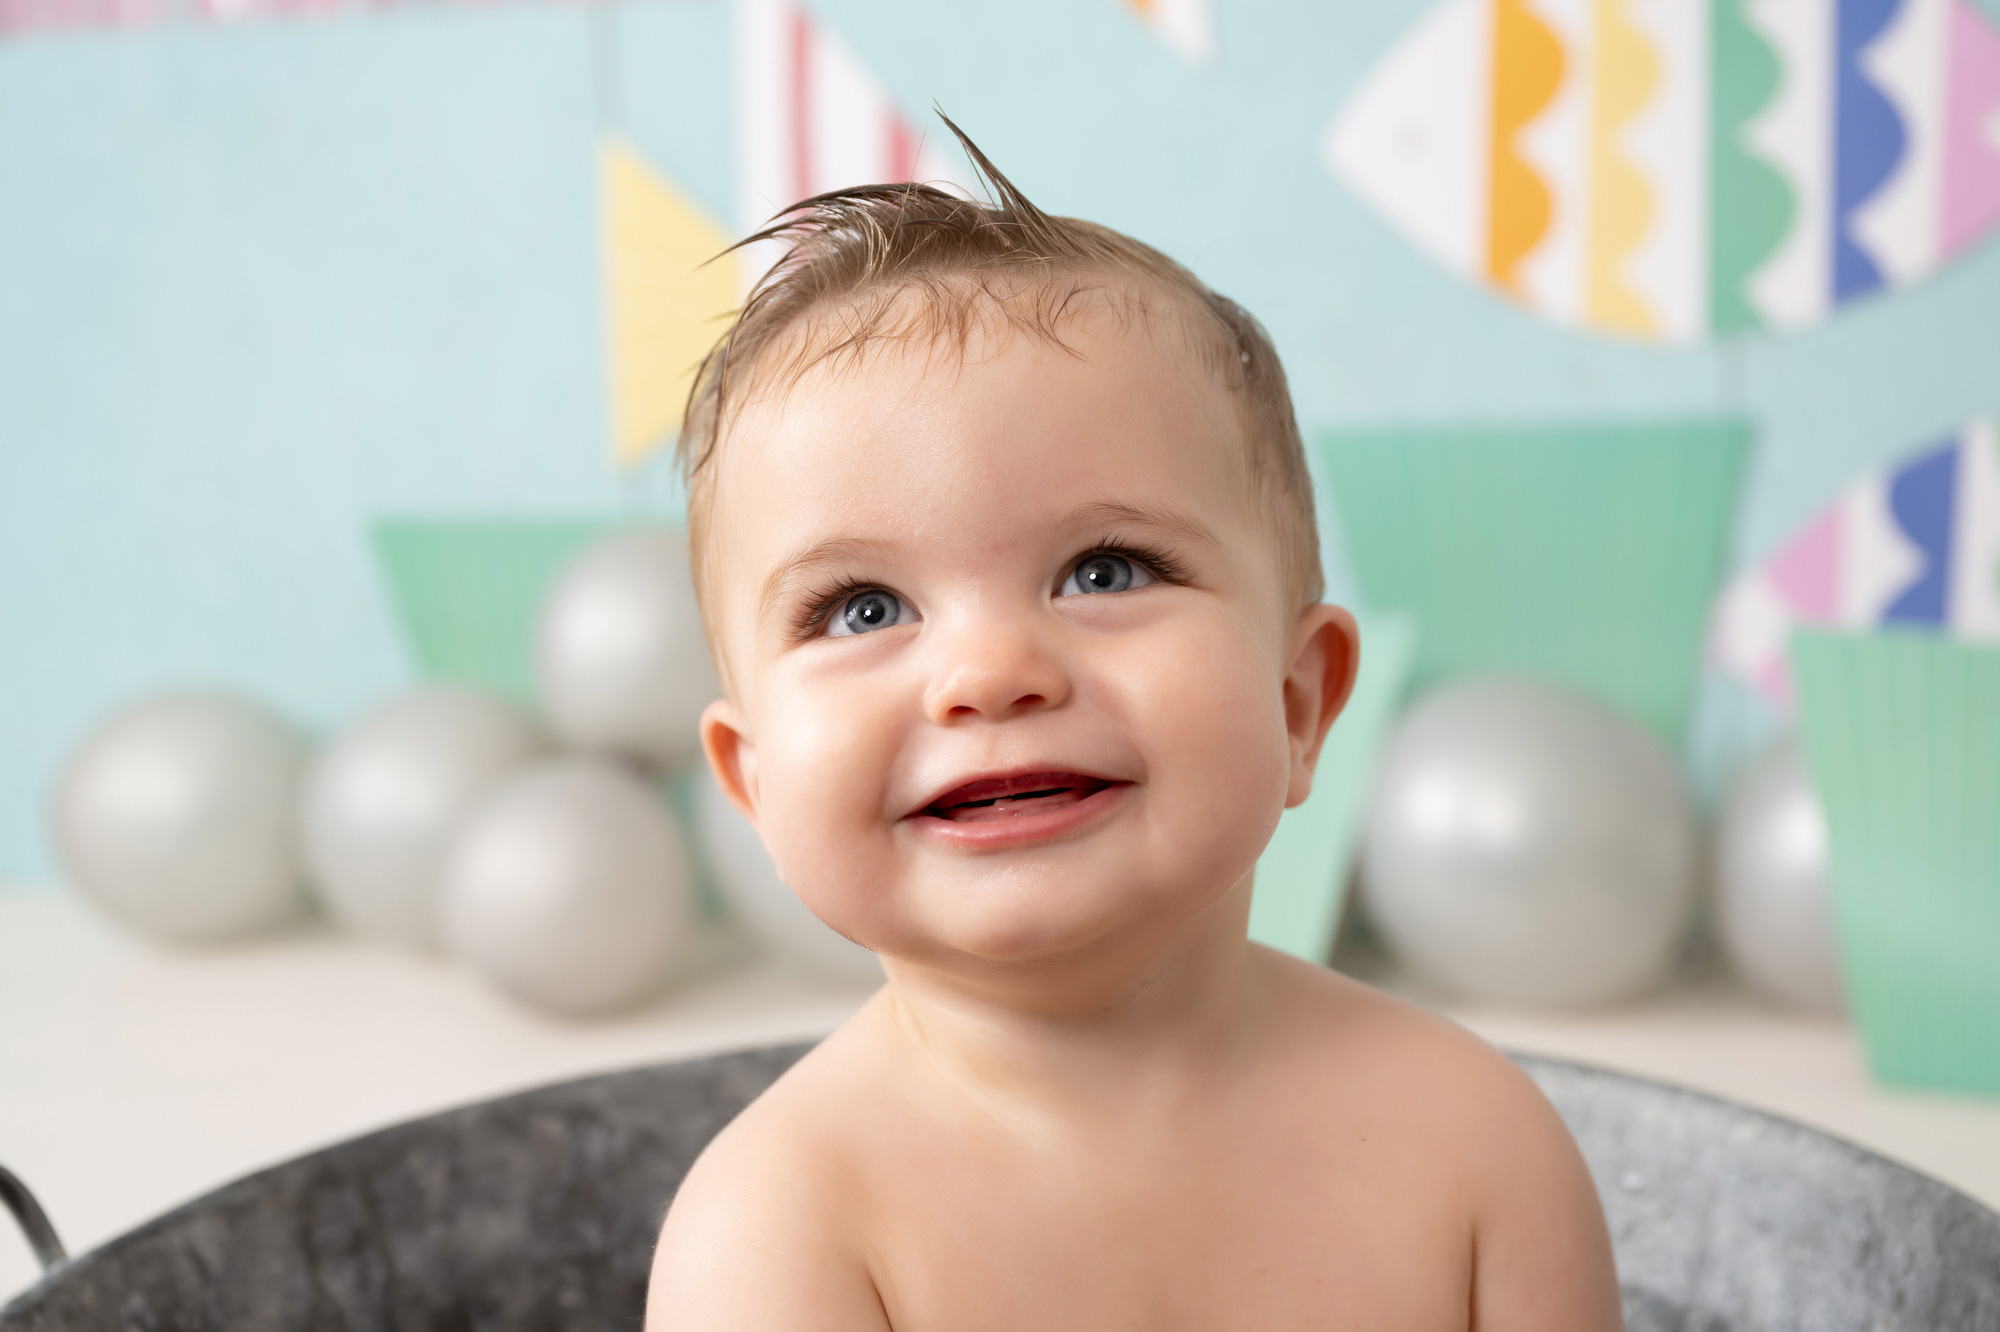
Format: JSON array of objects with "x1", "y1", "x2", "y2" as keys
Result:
[{"x1": 933, "y1": 109, "x2": 1082, "y2": 261}]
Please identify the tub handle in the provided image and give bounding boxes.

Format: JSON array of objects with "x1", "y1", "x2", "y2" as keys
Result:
[{"x1": 0, "y1": 1164, "x2": 67, "y2": 1273}]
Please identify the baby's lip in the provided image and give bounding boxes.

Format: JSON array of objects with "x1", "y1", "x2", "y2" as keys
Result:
[{"x1": 909, "y1": 770, "x2": 1129, "y2": 822}]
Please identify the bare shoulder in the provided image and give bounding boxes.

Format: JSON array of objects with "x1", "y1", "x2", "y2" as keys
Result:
[
  {"x1": 1255, "y1": 945, "x2": 1557, "y2": 1132},
  {"x1": 646, "y1": 1020, "x2": 891, "y2": 1332},
  {"x1": 1256, "y1": 949, "x2": 1624, "y2": 1331}
]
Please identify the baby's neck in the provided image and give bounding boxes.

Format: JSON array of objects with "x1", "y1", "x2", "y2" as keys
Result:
[{"x1": 875, "y1": 876, "x2": 1267, "y2": 1125}]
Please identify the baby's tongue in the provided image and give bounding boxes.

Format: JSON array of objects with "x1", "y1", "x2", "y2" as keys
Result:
[{"x1": 933, "y1": 773, "x2": 1097, "y2": 822}]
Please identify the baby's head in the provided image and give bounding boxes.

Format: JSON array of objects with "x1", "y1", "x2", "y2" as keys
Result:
[{"x1": 685, "y1": 128, "x2": 1358, "y2": 993}]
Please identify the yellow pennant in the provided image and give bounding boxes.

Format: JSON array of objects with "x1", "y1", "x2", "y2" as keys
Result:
[{"x1": 601, "y1": 141, "x2": 738, "y2": 468}]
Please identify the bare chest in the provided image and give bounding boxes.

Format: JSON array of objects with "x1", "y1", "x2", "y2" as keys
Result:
[{"x1": 861, "y1": 1123, "x2": 1472, "y2": 1332}]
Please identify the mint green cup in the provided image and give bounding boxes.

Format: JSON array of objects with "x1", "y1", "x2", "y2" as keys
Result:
[
  {"x1": 371, "y1": 519, "x2": 621, "y2": 703},
  {"x1": 1792, "y1": 630, "x2": 2000, "y2": 1096},
  {"x1": 1317, "y1": 420, "x2": 1747, "y2": 747}
]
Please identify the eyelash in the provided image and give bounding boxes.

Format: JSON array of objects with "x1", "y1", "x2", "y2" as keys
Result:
[
  {"x1": 791, "y1": 576, "x2": 877, "y2": 641},
  {"x1": 789, "y1": 536, "x2": 1191, "y2": 641},
  {"x1": 1071, "y1": 537, "x2": 1191, "y2": 591}
]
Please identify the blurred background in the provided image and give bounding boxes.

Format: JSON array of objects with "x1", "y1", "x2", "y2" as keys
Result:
[{"x1": 5, "y1": 0, "x2": 2000, "y2": 1306}]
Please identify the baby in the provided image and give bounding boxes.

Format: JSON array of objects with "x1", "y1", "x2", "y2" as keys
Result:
[{"x1": 646, "y1": 127, "x2": 1623, "y2": 1331}]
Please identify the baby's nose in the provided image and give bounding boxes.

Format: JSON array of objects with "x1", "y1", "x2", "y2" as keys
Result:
[{"x1": 921, "y1": 618, "x2": 1071, "y2": 724}]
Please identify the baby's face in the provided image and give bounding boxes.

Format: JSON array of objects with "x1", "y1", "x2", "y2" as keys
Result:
[{"x1": 701, "y1": 309, "x2": 1333, "y2": 975}]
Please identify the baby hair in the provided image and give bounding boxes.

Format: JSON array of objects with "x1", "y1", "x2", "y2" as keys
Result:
[{"x1": 677, "y1": 116, "x2": 1324, "y2": 620}]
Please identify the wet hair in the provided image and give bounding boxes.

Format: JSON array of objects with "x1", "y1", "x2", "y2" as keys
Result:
[{"x1": 677, "y1": 116, "x2": 1323, "y2": 618}]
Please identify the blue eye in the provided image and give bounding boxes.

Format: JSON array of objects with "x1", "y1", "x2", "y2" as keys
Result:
[
  {"x1": 826, "y1": 588, "x2": 915, "y2": 637},
  {"x1": 1060, "y1": 553, "x2": 1156, "y2": 596}
]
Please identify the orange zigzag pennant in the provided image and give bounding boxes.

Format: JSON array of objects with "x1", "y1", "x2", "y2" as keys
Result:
[{"x1": 1485, "y1": 0, "x2": 1564, "y2": 295}]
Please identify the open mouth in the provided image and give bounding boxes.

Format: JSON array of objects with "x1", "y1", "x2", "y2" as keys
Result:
[{"x1": 922, "y1": 772, "x2": 1120, "y2": 823}]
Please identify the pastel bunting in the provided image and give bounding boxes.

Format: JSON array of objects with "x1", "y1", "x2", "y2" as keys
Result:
[
  {"x1": 1327, "y1": 0, "x2": 2000, "y2": 343},
  {"x1": 1711, "y1": 416, "x2": 2000, "y2": 709}
]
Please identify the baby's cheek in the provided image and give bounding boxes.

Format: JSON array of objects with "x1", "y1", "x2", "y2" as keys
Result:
[
  {"x1": 750, "y1": 686, "x2": 903, "y2": 938},
  {"x1": 1134, "y1": 630, "x2": 1292, "y2": 861}
]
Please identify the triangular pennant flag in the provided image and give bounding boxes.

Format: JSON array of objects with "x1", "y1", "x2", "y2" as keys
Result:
[
  {"x1": 1120, "y1": 0, "x2": 1215, "y2": 68},
  {"x1": 1712, "y1": 415, "x2": 2000, "y2": 711},
  {"x1": 735, "y1": 0, "x2": 970, "y2": 285},
  {"x1": 601, "y1": 140, "x2": 738, "y2": 468}
]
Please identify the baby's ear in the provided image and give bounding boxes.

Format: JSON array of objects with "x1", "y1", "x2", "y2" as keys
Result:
[
  {"x1": 701, "y1": 698, "x2": 761, "y2": 822},
  {"x1": 1282, "y1": 606, "x2": 1361, "y2": 808}
]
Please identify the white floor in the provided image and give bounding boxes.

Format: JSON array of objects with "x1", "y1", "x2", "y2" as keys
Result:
[{"x1": 4, "y1": 893, "x2": 1998, "y2": 1306}]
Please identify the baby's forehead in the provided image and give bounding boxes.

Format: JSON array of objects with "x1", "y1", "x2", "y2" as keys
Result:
[{"x1": 708, "y1": 302, "x2": 1256, "y2": 562}]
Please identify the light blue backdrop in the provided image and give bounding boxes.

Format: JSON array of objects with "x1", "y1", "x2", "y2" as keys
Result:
[{"x1": 3, "y1": 0, "x2": 1998, "y2": 883}]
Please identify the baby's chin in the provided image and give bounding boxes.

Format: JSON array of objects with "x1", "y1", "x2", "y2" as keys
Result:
[{"x1": 862, "y1": 861, "x2": 1230, "y2": 974}]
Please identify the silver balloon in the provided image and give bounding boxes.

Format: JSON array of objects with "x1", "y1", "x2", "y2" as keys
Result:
[
  {"x1": 1360, "y1": 677, "x2": 1698, "y2": 1008},
  {"x1": 302, "y1": 687, "x2": 546, "y2": 949},
  {"x1": 534, "y1": 530, "x2": 719, "y2": 771},
  {"x1": 1715, "y1": 733, "x2": 1844, "y2": 1015},
  {"x1": 52, "y1": 690, "x2": 310, "y2": 944},
  {"x1": 693, "y1": 769, "x2": 883, "y2": 983},
  {"x1": 439, "y1": 757, "x2": 694, "y2": 1016}
]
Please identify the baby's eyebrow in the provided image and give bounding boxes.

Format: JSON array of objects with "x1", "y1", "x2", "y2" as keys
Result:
[
  {"x1": 759, "y1": 536, "x2": 897, "y2": 623},
  {"x1": 1071, "y1": 497, "x2": 1221, "y2": 552}
]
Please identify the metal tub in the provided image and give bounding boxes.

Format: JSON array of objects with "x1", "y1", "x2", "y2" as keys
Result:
[{"x1": 4, "y1": 1046, "x2": 1996, "y2": 1330}]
